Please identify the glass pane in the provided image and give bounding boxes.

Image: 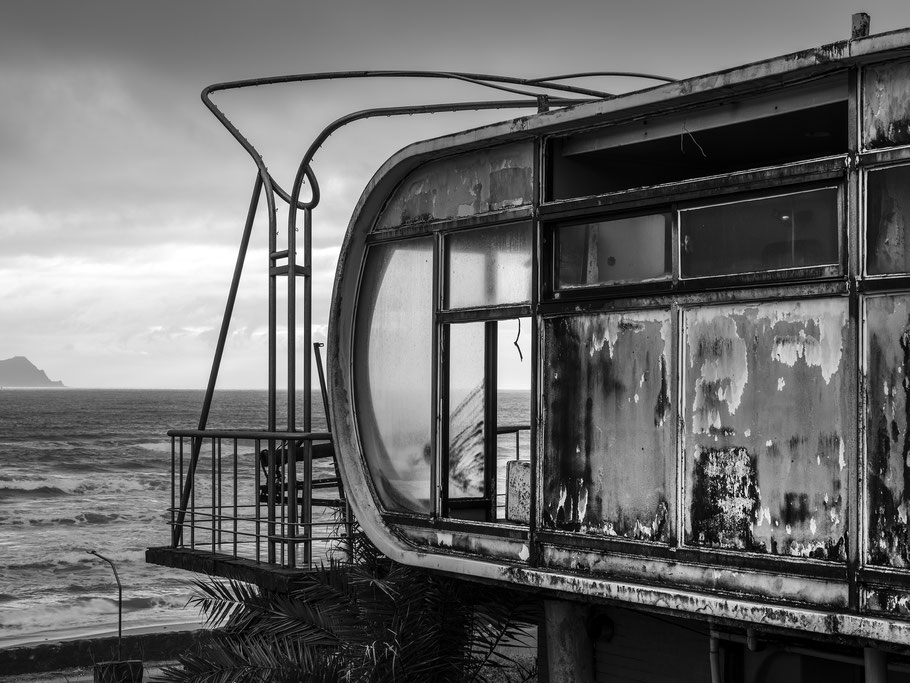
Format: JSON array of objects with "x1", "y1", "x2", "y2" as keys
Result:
[
  {"x1": 446, "y1": 223, "x2": 532, "y2": 309},
  {"x1": 867, "y1": 165, "x2": 910, "y2": 275},
  {"x1": 448, "y1": 323, "x2": 486, "y2": 499},
  {"x1": 556, "y1": 213, "x2": 670, "y2": 287},
  {"x1": 543, "y1": 311, "x2": 673, "y2": 540},
  {"x1": 354, "y1": 239, "x2": 433, "y2": 513},
  {"x1": 680, "y1": 188, "x2": 839, "y2": 278},
  {"x1": 683, "y1": 299, "x2": 849, "y2": 560},
  {"x1": 866, "y1": 295, "x2": 910, "y2": 567}
]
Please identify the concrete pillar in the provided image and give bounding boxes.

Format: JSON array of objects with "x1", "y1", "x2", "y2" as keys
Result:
[
  {"x1": 543, "y1": 599, "x2": 594, "y2": 683},
  {"x1": 864, "y1": 647, "x2": 888, "y2": 683}
]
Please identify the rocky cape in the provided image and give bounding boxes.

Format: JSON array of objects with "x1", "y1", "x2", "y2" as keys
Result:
[{"x1": 0, "y1": 356, "x2": 65, "y2": 387}]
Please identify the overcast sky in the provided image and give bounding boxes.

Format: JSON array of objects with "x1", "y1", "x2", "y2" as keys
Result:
[{"x1": 2, "y1": 0, "x2": 909, "y2": 389}]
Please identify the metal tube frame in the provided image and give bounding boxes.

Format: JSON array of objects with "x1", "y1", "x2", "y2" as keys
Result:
[{"x1": 172, "y1": 68, "x2": 673, "y2": 563}]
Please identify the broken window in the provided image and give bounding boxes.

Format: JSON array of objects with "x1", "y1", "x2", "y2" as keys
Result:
[
  {"x1": 354, "y1": 238, "x2": 434, "y2": 514},
  {"x1": 445, "y1": 222, "x2": 532, "y2": 309},
  {"x1": 555, "y1": 212, "x2": 671, "y2": 288},
  {"x1": 680, "y1": 187, "x2": 839, "y2": 279},
  {"x1": 867, "y1": 164, "x2": 910, "y2": 275},
  {"x1": 683, "y1": 299, "x2": 849, "y2": 560},
  {"x1": 865, "y1": 294, "x2": 910, "y2": 567},
  {"x1": 548, "y1": 77, "x2": 847, "y2": 201},
  {"x1": 542, "y1": 311, "x2": 673, "y2": 540},
  {"x1": 442, "y1": 317, "x2": 531, "y2": 524}
]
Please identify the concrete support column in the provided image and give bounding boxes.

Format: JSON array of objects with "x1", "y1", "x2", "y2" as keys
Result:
[
  {"x1": 864, "y1": 647, "x2": 888, "y2": 683},
  {"x1": 542, "y1": 599, "x2": 595, "y2": 683}
]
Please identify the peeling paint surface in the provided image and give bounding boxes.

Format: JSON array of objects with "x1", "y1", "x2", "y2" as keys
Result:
[
  {"x1": 865, "y1": 587, "x2": 910, "y2": 616},
  {"x1": 863, "y1": 60, "x2": 910, "y2": 150},
  {"x1": 866, "y1": 295, "x2": 910, "y2": 567},
  {"x1": 543, "y1": 311, "x2": 672, "y2": 540},
  {"x1": 375, "y1": 142, "x2": 533, "y2": 230},
  {"x1": 685, "y1": 300, "x2": 849, "y2": 560},
  {"x1": 506, "y1": 460, "x2": 531, "y2": 524}
]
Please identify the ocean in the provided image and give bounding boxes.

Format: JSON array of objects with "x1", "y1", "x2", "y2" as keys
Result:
[
  {"x1": 0, "y1": 388, "x2": 530, "y2": 649},
  {"x1": 0, "y1": 388, "x2": 330, "y2": 649}
]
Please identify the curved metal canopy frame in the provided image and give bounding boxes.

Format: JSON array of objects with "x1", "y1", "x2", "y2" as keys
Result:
[{"x1": 174, "y1": 68, "x2": 675, "y2": 556}]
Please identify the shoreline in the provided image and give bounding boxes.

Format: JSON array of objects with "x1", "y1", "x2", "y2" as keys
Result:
[
  {"x1": 0, "y1": 624, "x2": 211, "y2": 679},
  {"x1": 0, "y1": 621, "x2": 202, "y2": 651}
]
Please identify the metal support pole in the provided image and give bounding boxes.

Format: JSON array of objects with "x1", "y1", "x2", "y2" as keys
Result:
[
  {"x1": 302, "y1": 207, "x2": 313, "y2": 565},
  {"x1": 173, "y1": 174, "x2": 263, "y2": 546},
  {"x1": 865, "y1": 647, "x2": 888, "y2": 683}
]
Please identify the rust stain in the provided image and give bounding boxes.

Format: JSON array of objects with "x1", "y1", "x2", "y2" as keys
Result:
[
  {"x1": 691, "y1": 446, "x2": 760, "y2": 549},
  {"x1": 544, "y1": 311, "x2": 672, "y2": 541},
  {"x1": 863, "y1": 60, "x2": 910, "y2": 150},
  {"x1": 685, "y1": 300, "x2": 848, "y2": 560},
  {"x1": 867, "y1": 295, "x2": 910, "y2": 567},
  {"x1": 375, "y1": 142, "x2": 533, "y2": 229}
]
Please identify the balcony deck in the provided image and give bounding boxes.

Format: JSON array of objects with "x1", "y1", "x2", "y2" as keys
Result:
[{"x1": 145, "y1": 428, "x2": 353, "y2": 588}]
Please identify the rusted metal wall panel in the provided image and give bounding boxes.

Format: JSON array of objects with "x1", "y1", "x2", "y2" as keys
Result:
[
  {"x1": 863, "y1": 60, "x2": 910, "y2": 150},
  {"x1": 684, "y1": 300, "x2": 850, "y2": 560},
  {"x1": 539, "y1": 544, "x2": 849, "y2": 605},
  {"x1": 543, "y1": 311, "x2": 673, "y2": 540},
  {"x1": 865, "y1": 294, "x2": 910, "y2": 568},
  {"x1": 375, "y1": 142, "x2": 533, "y2": 230}
]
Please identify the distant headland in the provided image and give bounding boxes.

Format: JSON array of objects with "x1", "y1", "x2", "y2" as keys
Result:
[{"x1": 0, "y1": 356, "x2": 65, "y2": 388}]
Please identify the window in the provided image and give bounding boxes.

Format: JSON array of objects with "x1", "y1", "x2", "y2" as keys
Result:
[
  {"x1": 354, "y1": 239, "x2": 434, "y2": 514},
  {"x1": 555, "y1": 213, "x2": 671, "y2": 288},
  {"x1": 867, "y1": 164, "x2": 910, "y2": 275},
  {"x1": 442, "y1": 318, "x2": 531, "y2": 523},
  {"x1": 445, "y1": 222, "x2": 533, "y2": 308},
  {"x1": 440, "y1": 223, "x2": 534, "y2": 524},
  {"x1": 548, "y1": 77, "x2": 847, "y2": 201},
  {"x1": 680, "y1": 187, "x2": 839, "y2": 279}
]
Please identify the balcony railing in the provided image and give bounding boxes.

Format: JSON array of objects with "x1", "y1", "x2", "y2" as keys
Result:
[{"x1": 166, "y1": 428, "x2": 352, "y2": 571}]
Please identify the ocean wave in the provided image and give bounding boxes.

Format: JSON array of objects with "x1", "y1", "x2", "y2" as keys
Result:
[{"x1": 0, "y1": 485, "x2": 70, "y2": 499}]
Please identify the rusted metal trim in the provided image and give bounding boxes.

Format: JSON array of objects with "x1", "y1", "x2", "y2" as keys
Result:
[
  {"x1": 369, "y1": 208, "x2": 536, "y2": 243},
  {"x1": 859, "y1": 567, "x2": 910, "y2": 589},
  {"x1": 438, "y1": 305, "x2": 532, "y2": 323},
  {"x1": 858, "y1": 276, "x2": 910, "y2": 292},
  {"x1": 859, "y1": 148, "x2": 910, "y2": 168},
  {"x1": 538, "y1": 281, "x2": 851, "y2": 318},
  {"x1": 383, "y1": 514, "x2": 530, "y2": 539},
  {"x1": 538, "y1": 157, "x2": 846, "y2": 220},
  {"x1": 550, "y1": 279, "x2": 675, "y2": 303},
  {"x1": 676, "y1": 265, "x2": 845, "y2": 291}
]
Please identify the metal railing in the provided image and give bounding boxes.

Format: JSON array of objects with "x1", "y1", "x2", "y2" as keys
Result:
[
  {"x1": 496, "y1": 424, "x2": 531, "y2": 519},
  {"x1": 167, "y1": 428, "x2": 353, "y2": 570}
]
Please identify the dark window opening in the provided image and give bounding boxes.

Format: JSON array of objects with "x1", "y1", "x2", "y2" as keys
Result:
[
  {"x1": 680, "y1": 186, "x2": 839, "y2": 279},
  {"x1": 442, "y1": 318, "x2": 531, "y2": 524},
  {"x1": 867, "y1": 164, "x2": 910, "y2": 275},
  {"x1": 548, "y1": 101, "x2": 847, "y2": 201},
  {"x1": 555, "y1": 212, "x2": 671, "y2": 289}
]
